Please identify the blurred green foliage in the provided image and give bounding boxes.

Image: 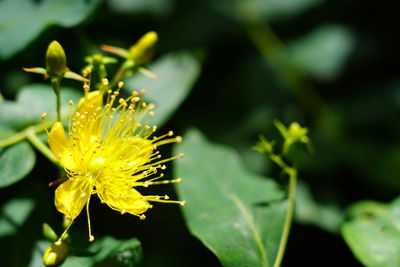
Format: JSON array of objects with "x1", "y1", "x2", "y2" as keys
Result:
[{"x1": 0, "y1": 0, "x2": 399, "y2": 266}]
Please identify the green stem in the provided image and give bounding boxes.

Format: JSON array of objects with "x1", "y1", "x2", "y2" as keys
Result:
[
  {"x1": 0, "y1": 122, "x2": 51, "y2": 148},
  {"x1": 26, "y1": 127, "x2": 57, "y2": 164},
  {"x1": 0, "y1": 130, "x2": 29, "y2": 147},
  {"x1": 110, "y1": 60, "x2": 136, "y2": 89},
  {"x1": 273, "y1": 168, "x2": 297, "y2": 267},
  {"x1": 51, "y1": 77, "x2": 62, "y2": 122}
]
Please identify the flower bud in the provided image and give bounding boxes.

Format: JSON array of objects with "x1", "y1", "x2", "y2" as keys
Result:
[
  {"x1": 128, "y1": 31, "x2": 158, "y2": 65},
  {"x1": 43, "y1": 241, "x2": 69, "y2": 267},
  {"x1": 42, "y1": 223, "x2": 58, "y2": 242},
  {"x1": 46, "y1": 41, "x2": 67, "y2": 77}
]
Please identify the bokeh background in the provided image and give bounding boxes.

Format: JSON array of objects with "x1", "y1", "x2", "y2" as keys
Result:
[{"x1": 1, "y1": 0, "x2": 399, "y2": 266}]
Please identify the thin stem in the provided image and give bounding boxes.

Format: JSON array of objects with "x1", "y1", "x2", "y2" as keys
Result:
[
  {"x1": 273, "y1": 168, "x2": 297, "y2": 267},
  {"x1": 51, "y1": 77, "x2": 62, "y2": 122},
  {"x1": 110, "y1": 60, "x2": 136, "y2": 88},
  {"x1": 26, "y1": 127, "x2": 57, "y2": 164},
  {"x1": 0, "y1": 121, "x2": 51, "y2": 148},
  {"x1": 0, "y1": 130, "x2": 29, "y2": 147}
]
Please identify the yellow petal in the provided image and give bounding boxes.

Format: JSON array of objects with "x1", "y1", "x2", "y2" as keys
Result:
[
  {"x1": 77, "y1": 90, "x2": 103, "y2": 113},
  {"x1": 55, "y1": 177, "x2": 91, "y2": 220},
  {"x1": 98, "y1": 184, "x2": 151, "y2": 215},
  {"x1": 114, "y1": 137, "x2": 153, "y2": 170},
  {"x1": 48, "y1": 122, "x2": 68, "y2": 161},
  {"x1": 48, "y1": 122, "x2": 77, "y2": 170}
]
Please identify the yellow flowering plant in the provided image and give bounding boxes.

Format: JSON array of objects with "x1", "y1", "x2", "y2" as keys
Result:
[{"x1": 16, "y1": 32, "x2": 185, "y2": 265}]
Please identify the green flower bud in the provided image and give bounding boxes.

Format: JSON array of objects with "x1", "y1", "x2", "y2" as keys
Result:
[
  {"x1": 46, "y1": 41, "x2": 67, "y2": 77},
  {"x1": 42, "y1": 223, "x2": 58, "y2": 242},
  {"x1": 287, "y1": 122, "x2": 308, "y2": 142},
  {"x1": 128, "y1": 31, "x2": 158, "y2": 65},
  {"x1": 43, "y1": 241, "x2": 69, "y2": 267}
]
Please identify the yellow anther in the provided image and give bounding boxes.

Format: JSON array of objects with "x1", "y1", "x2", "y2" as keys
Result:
[
  {"x1": 140, "y1": 214, "x2": 146, "y2": 220},
  {"x1": 176, "y1": 136, "x2": 182, "y2": 143},
  {"x1": 118, "y1": 81, "x2": 124, "y2": 89},
  {"x1": 179, "y1": 153, "x2": 185, "y2": 158},
  {"x1": 102, "y1": 78, "x2": 109, "y2": 85},
  {"x1": 69, "y1": 100, "x2": 74, "y2": 106},
  {"x1": 140, "y1": 89, "x2": 146, "y2": 95},
  {"x1": 83, "y1": 84, "x2": 90, "y2": 92},
  {"x1": 41, "y1": 112, "x2": 48, "y2": 120},
  {"x1": 168, "y1": 131, "x2": 174, "y2": 136}
]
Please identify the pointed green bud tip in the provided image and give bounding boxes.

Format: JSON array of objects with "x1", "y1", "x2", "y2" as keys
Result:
[
  {"x1": 42, "y1": 223, "x2": 58, "y2": 242},
  {"x1": 141, "y1": 31, "x2": 158, "y2": 45},
  {"x1": 128, "y1": 31, "x2": 158, "y2": 65},
  {"x1": 43, "y1": 241, "x2": 69, "y2": 267},
  {"x1": 46, "y1": 41, "x2": 67, "y2": 77}
]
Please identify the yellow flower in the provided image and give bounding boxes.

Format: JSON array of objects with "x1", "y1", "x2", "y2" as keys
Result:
[{"x1": 48, "y1": 87, "x2": 184, "y2": 243}]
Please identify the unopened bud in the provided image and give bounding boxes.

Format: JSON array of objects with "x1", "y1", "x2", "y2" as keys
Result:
[
  {"x1": 42, "y1": 223, "x2": 58, "y2": 242},
  {"x1": 46, "y1": 41, "x2": 67, "y2": 77},
  {"x1": 43, "y1": 241, "x2": 69, "y2": 267},
  {"x1": 128, "y1": 31, "x2": 158, "y2": 65}
]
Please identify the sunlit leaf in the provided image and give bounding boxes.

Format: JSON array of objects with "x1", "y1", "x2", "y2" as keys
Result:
[
  {"x1": 342, "y1": 197, "x2": 400, "y2": 266},
  {"x1": 0, "y1": 83, "x2": 82, "y2": 130},
  {"x1": 0, "y1": 0, "x2": 102, "y2": 59},
  {"x1": 174, "y1": 128, "x2": 286, "y2": 267},
  {"x1": 0, "y1": 141, "x2": 35, "y2": 188},
  {"x1": 288, "y1": 25, "x2": 355, "y2": 81},
  {"x1": 107, "y1": 0, "x2": 173, "y2": 17},
  {"x1": 0, "y1": 198, "x2": 35, "y2": 237},
  {"x1": 295, "y1": 181, "x2": 343, "y2": 233},
  {"x1": 124, "y1": 51, "x2": 201, "y2": 127}
]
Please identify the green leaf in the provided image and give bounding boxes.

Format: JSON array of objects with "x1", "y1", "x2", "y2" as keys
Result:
[
  {"x1": 342, "y1": 197, "x2": 400, "y2": 266},
  {"x1": 0, "y1": 83, "x2": 82, "y2": 130},
  {"x1": 124, "y1": 51, "x2": 201, "y2": 127},
  {"x1": 257, "y1": 0, "x2": 325, "y2": 21},
  {"x1": 295, "y1": 181, "x2": 343, "y2": 233},
  {"x1": 108, "y1": 0, "x2": 173, "y2": 17},
  {"x1": 288, "y1": 25, "x2": 355, "y2": 81},
  {"x1": 0, "y1": 0, "x2": 102, "y2": 59},
  {"x1": 214, "y1": 0, "x2": 325, "y2": 22},
  {"x1": 0, "y1": 198, "x2": 35, "y2": 237},
  {"x1": 174, "y1": 129, "x2": 286, "y2": 267},
  {"x1": 0, "y1": 141, "x2": 35, "y2": 188},
  {"x1": 90, "y1": 236, "x2": 142, "y2": 267}
]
